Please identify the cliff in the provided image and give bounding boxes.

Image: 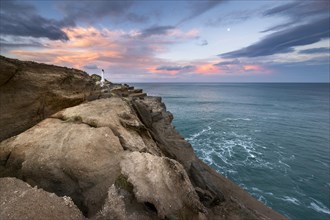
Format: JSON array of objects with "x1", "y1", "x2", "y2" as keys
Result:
[{"x1": 0, "y1": 56, "x2": 287, "y2": 220}]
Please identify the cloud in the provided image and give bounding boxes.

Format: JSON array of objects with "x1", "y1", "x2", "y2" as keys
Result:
[
  {"x1": 263, "y1": 2, "x2": 298, "y2": 17},
  {"x1": 214, "y1": 59, "x2": 240, "y2": 66},
  {"x1": 298, "y1": 47, "x2": 329, "y2": 54},
  {"x1": 128, "y1": 26, "x2": 199, "y2": 40},
  {"x1": 83, "y1": 64, "x2": 99, "y2": 69},
  {"x1": 149, "y1": 62, "x2": 223, "y2": 75},
  {"x1": 156, "y1": 65, "x2": 195, "y2": 71},
  {"x1": 5, "y1": 26, "x2": 199, "y2": 79},
  {"x1": 197, "y1": 39, "x2": 208, "y2": 46},
  {"x1": 220, "y1": 17, "x2": 330, "y2": 58},
  {"x1": 195, "y1": 63, "x2": 221, "y2": 74},
  {"x1": 126, "y1": 13, "x2": 149, "y2": 23},
  {"x1": 260, "y1": 21, "x2": 297, "y2": 33},
  {"x1": 139, "y1": 26, "x2": 176, "y2": 38},
  {"x1": 57, "y1": 1, "x2": 139, "y2": 25},
  {"x1": 178, "y1": 0, "x2": 226, "y2": 24},
  {"x1": 0, "y1": 37, "x2": 45, "y2": 48},
  {"x1": 262, "y1": 1, "x2": 329, "y2": 33},
  {"x1": 0, "y1": 1, "x2": 69, "y2": 40},
  {"x1": 263, "y1": 1, "x2": 329, "y2": 18},
  {"x1": 205, "y1": 9, "x2": 260, "y2": 27}
]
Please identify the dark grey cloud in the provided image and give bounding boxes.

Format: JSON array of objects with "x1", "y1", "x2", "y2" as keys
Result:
[
  {"x1": 220, "y1": 17, "x2": 330, "y2": 58},
  {"x1": 126, "y1": 13, "x2": 149, "y2": 23},
  {"x1": 178, "y1": 0, "x2": 226, "y2": 25},
  {"x1": 214, "y1": 59, "x2": 240, "y2": 66},
  {"x1": 263, "y1": 1, "x2": 329, "y2": 18},
  {"x1": 0, "y1": 42, "x2": 44, "y2": 48},
  {"x1": 262, "y1": 1, "x2": 329, "y2": 33},
  {"x1": 263, "y1": 2, "x2": 298, "y2": 17},
  {"x1": 57, "y1": 1, "x2": 140, "y2": 25},
  {"x1": 156, "y1": 65, "x2": 195, "y2": 71},
  {"x1": 260, "y1": 21, "x2": 297, "y2": 33},
  {"x1": 83, "y1": 64, "x2": 99, "y2": 69},
  {"x1": 299, "y1": 47, "x2": 329, "y2": 54},
  {"x1": 140, "y1": 26, "x2": 175, "y2": 38},
  {"x1": 0, "y1": 1, "x2": 69, "y2": 40}
]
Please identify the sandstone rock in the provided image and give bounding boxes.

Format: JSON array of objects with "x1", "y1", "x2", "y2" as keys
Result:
[
  {"x1": 120, "y1": 152, "x2": 207, "y2": 219},
  {"x1": 0, "y1": 56, "x2": 102, "y2": 141},
  {"x1": 0, "y1": 177, "x2": 84, "y2": 220},
  {"x1": 128, "y1": 88, "x2": 143, "y2": 94},
  {"x1": 132, "y1": 96, "x2": 196, "y2": 169},
  {"x1": 0, "y1": 97, "x2": 161, "y2": 217},
  {"x1": 53, "y1": 98, "x2": 162, "y2": 155},
  {"x1": 94, "y1": 181, "x2": 158, "y2": 220},
  {"x1": 129, "y1": 92, "x2": 147, "y2": 98},
  {"x1": 0, "y1": 117, "x2": 124, "y2": 217}
]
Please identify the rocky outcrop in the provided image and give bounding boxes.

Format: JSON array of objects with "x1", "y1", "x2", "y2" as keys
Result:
[
  {"x1": 0, "y1": 56, "x2": 103, "y2": 141},
  {"x1": 0, "y1": 57, "x2": 287, "y2": 220},
  {"x1": 0, "y1": 177, "x2": 84, "y2": 220}
]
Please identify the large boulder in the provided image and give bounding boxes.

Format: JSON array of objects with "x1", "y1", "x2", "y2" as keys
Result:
[
  {"x1": 0, "y1": 177, "x2": 84, "y2": 220},
  {"x1": 95, "y1": 152, "x2": 207, "y2": 220},
  {"x1": 0, "y1": 56, "x2": 102, "y2": 141},
  {"x1": 120, "y1": 152, "x2": 206, "y2": 218},
  {"x1": 0, "y1": 117, "x2": 124, "y2": 216}
]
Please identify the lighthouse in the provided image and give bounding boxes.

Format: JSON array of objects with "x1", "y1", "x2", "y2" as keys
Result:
[{"x1": 101, "y1": 69, "x2": 105, "y2": 87}]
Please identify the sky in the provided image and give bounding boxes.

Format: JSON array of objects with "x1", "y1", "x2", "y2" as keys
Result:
[{"x1": 0, "y1": 0, "x2": 329, "y2": 82}]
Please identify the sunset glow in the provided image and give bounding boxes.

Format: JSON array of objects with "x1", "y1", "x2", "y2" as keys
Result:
[{"x1": 1, "y1": 0, "x2": 329, "y2": 82}]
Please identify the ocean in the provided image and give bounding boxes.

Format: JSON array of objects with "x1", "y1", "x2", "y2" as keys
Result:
[{"x1": 131, "y1": 83, "x2": 330, "y2": 220}]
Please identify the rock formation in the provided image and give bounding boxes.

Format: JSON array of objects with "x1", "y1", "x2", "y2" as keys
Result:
[
  {"x1": 0, "y1": 177, "x2": 84, "y2": 220},
  {"x1": 0, "y1": 56, "x2": 287, "y2": 220},
  {"x1": 0, "y1": 56, "x2": 103, "y2": 141}
]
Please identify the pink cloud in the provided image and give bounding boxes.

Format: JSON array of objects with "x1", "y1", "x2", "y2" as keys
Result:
[{"x1": 195, "y1": 63, "x2": 223, "y2": 75}]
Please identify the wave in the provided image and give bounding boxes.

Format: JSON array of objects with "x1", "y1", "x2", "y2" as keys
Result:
[
  {"x1": 186, "y1": 126, "x2": 211, "y2": 141},
  {"x1": 223, "y1": 118, "x2": 252, "y2": 122},
  {"x1": 308, "y1": 199, "x2": 330, "y2": 215},
  {"x1": 280, "y1": 196, "x2": 301, "y2": 205},
  {"x1": 190, "y1": 128, "x2": 274, "y2": 173}
]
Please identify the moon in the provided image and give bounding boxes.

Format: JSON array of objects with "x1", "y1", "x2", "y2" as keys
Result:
[{"x1": 227, "y1": 28, "x2": 231, "y2": 32}]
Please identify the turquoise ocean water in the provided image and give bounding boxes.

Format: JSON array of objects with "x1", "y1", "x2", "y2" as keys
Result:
[{"x1": 131, "y1": 83, "x2": 330, "y2": 220}]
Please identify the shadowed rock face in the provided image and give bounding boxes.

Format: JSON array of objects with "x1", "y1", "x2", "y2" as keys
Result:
[
  {"x1": 0, "y1": 57, "x2": 287, "y2": 220},
  {"x1": 0, "y1": 56, "x2": 102, "y2": 141}
]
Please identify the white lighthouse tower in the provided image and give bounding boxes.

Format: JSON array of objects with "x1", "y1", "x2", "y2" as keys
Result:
[{"x1": 100, "y1": 69, "x2": 105, "y2": 87}]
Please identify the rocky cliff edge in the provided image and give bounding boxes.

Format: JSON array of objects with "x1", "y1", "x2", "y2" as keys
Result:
[{"x1": 0, "y1": 56, "x2": 287, "y2": 220}]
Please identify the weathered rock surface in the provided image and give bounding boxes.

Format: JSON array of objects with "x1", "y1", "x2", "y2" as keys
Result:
[
  {"x1": 0, "y1": 56, "x2": 103, "y2": 141},
  {"x1": 0, "y1": 116, "x2": 123, "y2": 216},
  {"x1": 0, "y1": 56, "x2": 287, "y2": 220},
  {"x1": 0, "y1": 177, "x2": 84, "y2": 220},
  {"x1": 120, "y1": 152, "x2": 207, "y2": 218}
]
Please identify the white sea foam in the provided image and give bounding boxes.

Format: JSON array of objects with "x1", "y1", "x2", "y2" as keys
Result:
[
  {"x1": 280, "y1": 196, "x2": 301, "y2": 205},
  {"x1": 309, "y1": 199, "x2": 330, "y2": 215},
  {"x1": 315, "y1": 159, "x2": 329, "y2": 168},
  {"x1": 257, "y1": 195, "x2": 268, "y2": 205},
  {"x1": 278, "y1": 160, "x2": 291, "y2": 168},
  {"x1": 190, "y1": 125, "x2": 275, "y2": 181},
  {"x1": 251, "y1": 187, "x2": 263, "y2": 192},
  {"x1": 223, "y1": 117, "x2": 252, "y2": 122},
  {"x1": 186, "y1": 126, "x2": 211, "y2": 141}
]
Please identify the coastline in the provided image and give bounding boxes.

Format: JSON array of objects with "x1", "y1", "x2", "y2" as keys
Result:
[{"x1": 0, "y1": 56, "x2": 287, "y2": 220}]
